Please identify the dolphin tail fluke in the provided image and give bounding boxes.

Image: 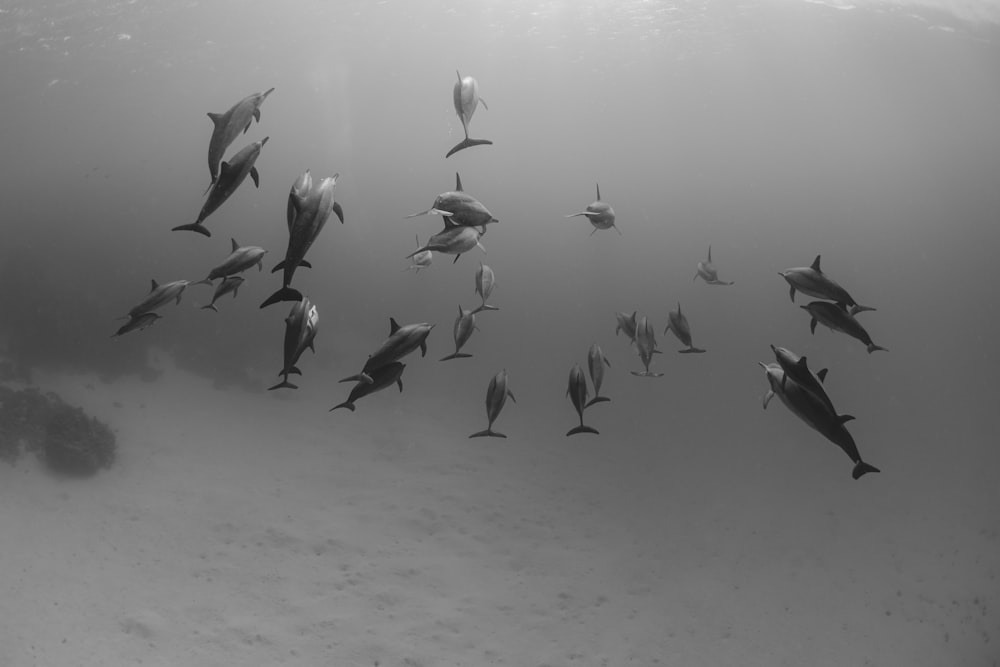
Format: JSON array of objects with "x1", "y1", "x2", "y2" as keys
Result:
[
  {"x1": 866, "y1": 344, "x2": 888, "y2": 354},
  {"x1": 268, "y1": 378, "x2": 298, "y2": 391},
  {"x1": 172, "y1": 222, "x2": 211, "y2": 237},
  {"x1": 259, "y1": 286, "x2": 303, "y2": 308},
  {"x1": 469, "y1": 429, "x2": 507, "y2": 439},
  {"x1": 329, "y1": 402, "x2": 356, "y2": 412},
  {"x1": 445, "y1": 137, "x2": 493, "y2": 158},
  {"x1": 851, "y1": 304, "x2": 877, "y2": 315},
  {"x1": 585, "y1": 396, "x2": 611, "y2": 407},
  {"x1": 440, "y1": 352, "x2": 473, "y2": 361},
  {"x1": 566, "y1": 424, "x2": 599, "y2": 436},
  {"x1": 471, "y1": 304, "x2": 499, "y2": 314},
  {"x1": 852, "y1": 460, "x2": 881, "y2": 480},
  {"x1": 680, "y1": 347, "x2": 706, "y2": 354},
  {"x1": 200, "y1": 304, "x2": 219, "y2": 312}
]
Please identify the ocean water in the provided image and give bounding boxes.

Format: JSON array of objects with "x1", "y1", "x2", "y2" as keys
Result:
[{"x1": 1, "y1": 0, "x2": 998, "y2": 665}]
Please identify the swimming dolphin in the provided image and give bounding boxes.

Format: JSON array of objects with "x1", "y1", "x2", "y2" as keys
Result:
[
  {"x1": 664, "y1": 302, "x2": 706, "y2": 353},
  {"x1": 175, "y1": 137, "x2": 269, "y2": 237},
  {"x1": 200, "y1": 276, "x2": 245, "y2": 312},
  {"x1": 779, "y1": 255, "x2": 875, "y2": 312},
  {"x1": 565, "y1": 183, "x2": 620, "y2": 236},
  {"x1": 615, "y1": 311, "x2": 638, "y2": 345},
  {"x1": 801, "y1": 301, "x2": 888, "y2": 354},
  {"x1": 472, "y1": 262, "x2": 499, "y2": 314},
  {"x1": 469, "y1": 369, "x2": 516, "y2": 438},
  {"x1": 630, "y1": 315, "x2": 664, "y2": 377},
  {"x1": 405, "y1": 173, "x2": 498, "y2": 232},
  {"x1": 340, "y1": 318, "x2": 434, "y2": 384},
  {"x1": 694, "y1": 246, "x2": 734, "y2": 285},
  {"x1": 407, "y1": 224, "x2": 485, "y2": 264},
  {"x1": 330, "y1": 362, "x2": 405, "y2": 412},
  {"x1": 759, "y1": 362, "x2": 880, "y2": 480},
  {"x1": 122, "y1": 279, "x2": 191, "y2": 319},
  {"x1": 440, "y1": 305, "x2": 477, "y2": 360},
  {"x1": 404, "y1": 235, "x2": 434, "y2": 273},
  {"x1": 111, "y1": 312, "x2": 162, "y2": 338},
  {"x1": 205, "y1": 87, "x2": 274, "y2": 189},
  {"x1": 566, "y1": 364, "x2": 599, "y2": 436},
  {"x1": 269, "y1": 297, "x2": 319, "y2": 391},
  {"x1": 770, "y1": 345, "x2": 835, "y2": 414},
  {"x1": 585, "y1": 343, "x2": 612, "y2": 407},
  {"x1": 446, "y1": 70, "x2": 493, "y2": 158},
  {"x1": 193, "y1": 238, "x2": 267, "y2": 285},
  {"x1": 261, "y1": 172, "x2": 344, "y2": 308}
]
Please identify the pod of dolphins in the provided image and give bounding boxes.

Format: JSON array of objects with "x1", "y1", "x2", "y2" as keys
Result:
[{"x1": 112, "y1": 76, "x2": 888, "y2": 480}]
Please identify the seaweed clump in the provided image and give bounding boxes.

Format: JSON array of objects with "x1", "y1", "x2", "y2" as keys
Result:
[{"x1": 0, "y1": 385, "x2": 117, "y2": 477}]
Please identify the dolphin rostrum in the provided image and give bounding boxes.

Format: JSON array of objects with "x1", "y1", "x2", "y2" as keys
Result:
[
  {"x1": 469, "y1": 369, "x2": 516, "y2": 438},
  {"x1": 664, "y1": 302, "x2": 706, "y2": 353},
  {"x1": 566, "y1": 183, "x2": 620, "y2": 235},
  {"x1": 585, "y1": 343, "x2": 612, "y2": 407},
  {"x1": 440, "y1": 305, "x2": 477, "y2": 361},
  {"x1": 630, "y1": 315, "x2": 664, "y2": 377},
  {"x1": 269, "y1": 297, "x2": 319, "y2": 391},
  {"x1": 200, "y1": 276, "x2": 245, "y2": 313},
  {"x1": 446, "y1": 70, "x2": 493, "y2": 158},
  {"x1": 340, "y1": 318, "x2": 434, "y2": 385},
  {"x1": 801, "y1": 301, "x2": 888, "y2": 354},
  {"x1": 694, "y1": 245, "x2": 734, "y2": 285},
  {"x1": 330, "y1": 362, "x2": 405, "y2": 412},
  {"x1": 759, "y1": 362, "x2": 880, "y2": 480},
  {"x1": 193, "y1": 238, "x2": 267, "y2": 285},
  {"x1": 566, "y1": 364, "x2": 599, "y2": 436},
  {"x1": 175, "y1": 137, "x2": 269, "y2": 237},
  {"x1": 472, "y1": 262, "x2": 499, "y2": 314},
  {"x1": 205, "y1": 88, "x2": 274, "y2": 189},
  {"x1": 779, "y1": 255, "x2": 875, "y2": 312},
  {"x1": 405, "y1": 173, "x2": 498, "y2": 232}
]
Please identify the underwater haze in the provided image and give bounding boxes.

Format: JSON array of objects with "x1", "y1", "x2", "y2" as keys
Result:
[{"x1": 1, "y1": 0, "x2": 999, "y2": 665}]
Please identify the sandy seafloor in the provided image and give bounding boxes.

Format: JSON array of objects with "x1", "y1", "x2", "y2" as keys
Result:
[{"x1": 1, "y1": 351, "x2": 994, "y2": 667}]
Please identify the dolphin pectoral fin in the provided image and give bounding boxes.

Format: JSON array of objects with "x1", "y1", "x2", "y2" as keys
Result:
[
  {"x1": 172, "y1": 222, "x2": 211, "y2": 237},
  {"x1": 333, "y1": 201, "x2": 344, "y2": 224},
  {"x1": 338, "y1": 374, "x2": 364, "y2": 384},
  {"x1": 851, "y1": 304, "x2": 877, "y2": 315},
  {"x1": 453, "y1": 254, "x2": 461, "y2": 264},
  {"x1": 404, "y1": 209, "x2": 432, "y2": 218},
  {"x1": 419, "y1": 340, "x2": 428, "y2": 357},
  {"x1": 788, "y1": 284, "x2": 796, "y2": 302},
  {"x1": 440, "y1": 352, "x2": 473, "y2": 361},
  {"x1": 809, "y1": 317, "x2": 818, "y2": 335},
  {"x1": 839, "y1": 414, "x2": 856, "y2": 424},
  {"x1": 289, "y1": 366, "x2": 303, "y2": 376},
  {"x1": 566, "y1": 424, "x2": 599, "y2": 436},
  {"x1": 250, "y1": 166, "x2": 260, "y2": 188},
  {"x1": 298, "y1": 259, "x2": 312, "y2": 269},
  {"x1": 329, "y1": 401, "x2": 356, "y2": 412},
  {"x1": 445, "y1": 137, "x2": 493, "y2": 158},
  {"x1": 470, "y1": 429, "x2": 506, "y2": 438},
  {"x1": 397, "y1": 378, "x2": 404, "y2": 392},
  {"x1": 253, "y1": 108, "x2": 261, "y2": 123},
  {"x1": 429, "y1": 208, "x2": 454, "y2": 217},
  {"x1": 613, "y1": 224, "x2": 622, "y2": 236},
  {"x1": 243, "y1": 120, "x2": 252, "y2": 134},
  {"x1": 589, "y1": 227, "x2": 598, "y2": 236},
  {"x1": 867, "y1": 344, "x2": 888, "y2": 354},
  {"x1": 259, "y1": 286, "x2": 303, "y2": 309},
  {"x1": 565, "y1": 212, "x2": 588, "y2": 218},
  {"x1": 272, "y1": 260, "x2": 286, "y2": 272},
  {"x1": 585, "y1": 396, "x2": 611, "y2": 407},
  {"x1": 679, "y1": 347, "x2": 706, "y2": 354},
  {"x1": 851, "y1": 460, "x2": 880, "y2": 479},
  {"x1": 762, "y1": 390, "x2": 774, "y2": 409}
]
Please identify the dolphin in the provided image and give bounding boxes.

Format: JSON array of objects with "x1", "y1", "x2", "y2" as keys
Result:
[
  {"x1": 585, "y1": 343, "x2": 612, "y2": 407},
  {"x1": 770, "y1": 344, "x2": 835, "y2": 414},
  {"x1": 472, "y1": 262, "x2": 499, "y2": 314},
  {"x1": 446, "y1": 70, "x2": 493, "y2": 158},
  {"x1": 615, "y1": 311, "x2": 638, "y2": 345},
  {"x1": 566, "y1": 183, "x2": 620, "y2": 236},
  {"x1": 193, "y1": 238, "x2": 267, "y2": 285},
  {"x1": 694, "y1": 245, "x2": 734, "y2": 285},
  {"x1": 200, "y1": 276, "x2": 245, "y2": 312},
  {"x1": 330, "y1": 362, "x2": 405, "y2": 412},
  {"x1": 566, "y1": 364, "x2": 599, "y2": 436},
  {"x1": 779, "y1": 255, "x2": 875, "y2": 312},
  {"x1": 111, "y1": 312, "x2": 162, "y2": 338},
  {"x1": 440, "y1": 305, "x2": 477, "y2": 361},
  {"x1": 760, "y1": 362, "x2": 880, "y2": 480},
  {"x1": 340, "y1": 318, "x2": 434, "y2": 384},
  {"x1": 405, "y1": 173, "x2": 498, "y2": 232},
  {"x1": 801, "y1": 301, "x2": 888, "y2": 354},
  {"x1": 406, "y1": 224, "x2": 485, "y2": 264},
  {"x1": 123, "y1": 279, "x2": 190, "y2": 319},
  {"x1": 404, "y1": 235, "x2": 434, "y2": 273},
  {"x1": 469, "y1": 369, "x2": 516, "y2": 438},
  {"x1": 630, "y1": 315, "x2": 664, "y2": 377},
  {"x1": 664, "y1": 302, "x2": 706, "y2": 353},
  {"x1": 205, "y1": 87, "x2": 274, "y2": 189},
  {"x1": 269, "y1": 297, "x2": 319, "y2": 391},
  {"x1": 261, "y1": 172, "x2": 344, "y2": 308},
  {"x1": 175, "y1": 137, "x2": 269, "y2": 237}
]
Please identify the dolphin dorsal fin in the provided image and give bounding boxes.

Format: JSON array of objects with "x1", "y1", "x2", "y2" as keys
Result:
[
  {"x1": 796, "y1": 356, "x2": 808, "y2": 369},
  {"x1": 817, "y1": 368, "x2": 828, "y2": 383},
  {"x1": 231, "y1": 238, "x2": 239, "y2": 252},
  {"x1": 219, "y1": 161, "x2": 231, "y2": 177},
  {"x1": 389, "y1": 317, "x2": 401, "y2": 335},
  {"x1": 707, "y1": 245, "x2": 712, "y2": 262},
  {"x1": 677, "y1": 302, "x2": 682, "y2": 315},
  {"x1": 455, "y1": 172, "x2": 463, "y2": 191},
  {"x1": 595, "y1": 183, "x2": 601, "y2": 201},
  {"x1": 456, "y1": 69, "x2": 462, "y2": 83},
  {"x1": 811, "y1": 255, "x2": 822, "y2": 272},
  {"x1": 207, "y1": 112, "x2": 224, "y2": 126},
  {"x1": 150, "y1": 279, "x2": 159, "y2": 292}
]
